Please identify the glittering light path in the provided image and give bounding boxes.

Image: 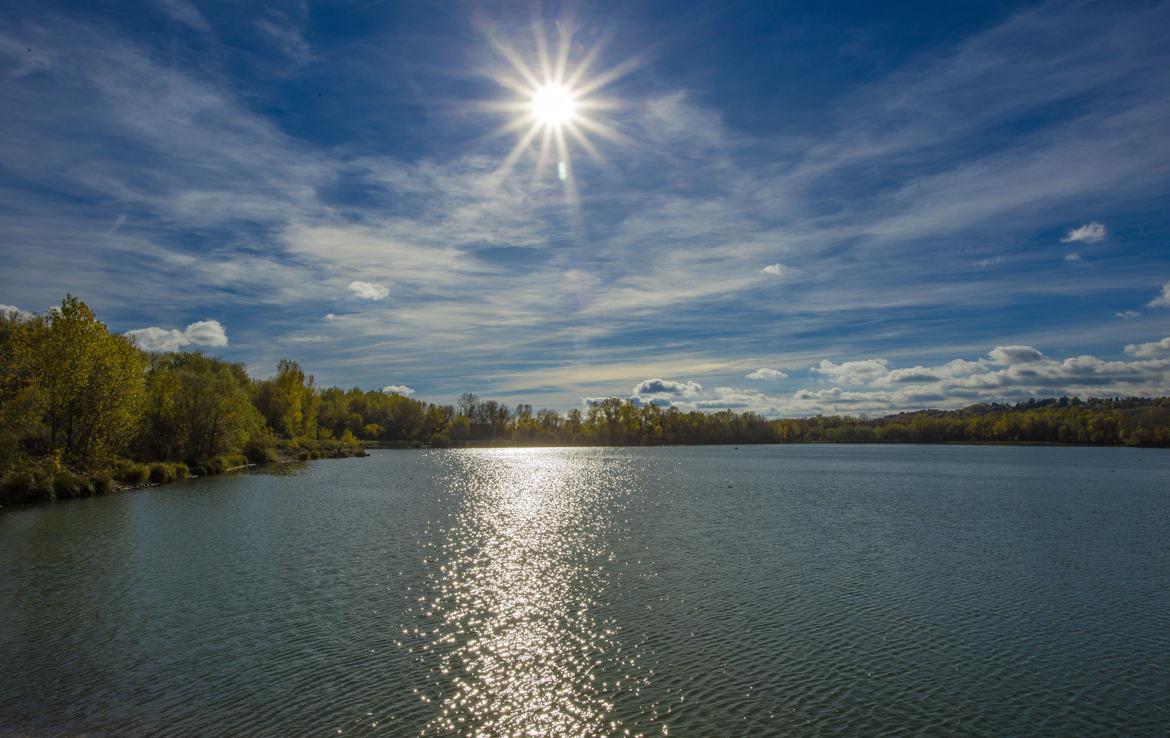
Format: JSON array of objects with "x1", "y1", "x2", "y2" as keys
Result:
[{"x1": 406, "y1": 449, "x2": 645, "y2": 736}]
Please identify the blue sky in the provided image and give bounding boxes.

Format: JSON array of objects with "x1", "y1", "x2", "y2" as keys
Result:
[{"x1": 2, "y1": 0, "x2": 1170, "y2": 416}]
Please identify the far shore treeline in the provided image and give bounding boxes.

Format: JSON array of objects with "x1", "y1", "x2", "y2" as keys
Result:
[{"x1": 3, "y1": 296, "x2": 1170, "y2": 505}]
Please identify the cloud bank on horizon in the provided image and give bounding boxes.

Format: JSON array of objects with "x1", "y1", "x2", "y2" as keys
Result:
[
  {"x1": 2, "y1": 0, "x2": 1170, "y2": 417},
  {"x1": 619, "y1": 339, "x2": 1170, "y2": 418}
]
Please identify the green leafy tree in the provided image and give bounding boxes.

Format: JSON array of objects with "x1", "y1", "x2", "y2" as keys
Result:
[
  {"x1": 24, "y1": 296, "x2": 146, "y2": 463},
  {"x1": 253, "y1": 359, "x2": 318, "y2": 438},
  {"x1": 140, "y1": 352, "x2": 263, "y2": 461},
  {"x1": 0, "y1": 310, "x2": 47, "y2": 469}
]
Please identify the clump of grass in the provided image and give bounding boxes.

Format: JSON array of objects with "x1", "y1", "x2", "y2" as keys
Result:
[
  {"x1": 52, "y1": 471, "x2": 93, "y2": 499},
  {"x1": 245, "y1": 445, "x2": 278, "y2": 464},
  {"x1": 149, "y1": 463, "x2": 175, "y2": 484},
  {"x1": 91, "y1": 473, "x2": 114, "y2": 495},
  {"x1": 244, "y1": 431, "x2": 279, "y2": 463},
  {"x1": 116, "y1": 462, "x2": 151, "y2": 486},
  {"x1": 189, "y1": 455, "x2": 249, "y2": 477},
  {"x1": 190, "y1": 457, "x2": 222, "y2": 476},
  {"x1": 148, "y1": 462, "x2": 191, "y2": 484},
  {"x1": 0, "y1": 466, "x2": 54, "y2": 504}
]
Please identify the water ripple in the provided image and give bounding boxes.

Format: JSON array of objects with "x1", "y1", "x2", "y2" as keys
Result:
[{"x1": 2, "y1": 446, "x2": 1170, "y2": 735}]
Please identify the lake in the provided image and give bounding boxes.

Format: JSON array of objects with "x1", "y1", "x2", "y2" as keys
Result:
[{"x1": 2, "y1": 445, "x2": 1169, "y2": 736}]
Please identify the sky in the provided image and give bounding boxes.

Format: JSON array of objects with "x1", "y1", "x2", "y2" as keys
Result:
[{"x1": 2, "y1": 0, "x2": 1170, "y2": 417}]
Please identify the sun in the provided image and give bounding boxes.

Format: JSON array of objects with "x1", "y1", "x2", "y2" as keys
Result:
[
  {"x1": 483, "y1": 20, "x2": 640, "y2": 186},
  {"x1": 531, "y1": 84, "x2": 577, "y2": 129}
]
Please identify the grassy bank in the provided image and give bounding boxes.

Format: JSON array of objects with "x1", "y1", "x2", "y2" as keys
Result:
[{"x1": 0, "y1": 439, "x2": 365, "y2": 507}]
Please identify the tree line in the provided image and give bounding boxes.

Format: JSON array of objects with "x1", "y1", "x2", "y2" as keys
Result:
[
  {"x1": 0, "y1": 296, "x2": 363, "y2": 503},
  {"x1": 3, "y1": 296, "x2": 1169, "y2": 504},
  {"x1": 770, "y1": 397, "x2": 1170, "y2": 447},
  {"x1": 444, "y1": 394, "x2": 1170, "y2": 447}
]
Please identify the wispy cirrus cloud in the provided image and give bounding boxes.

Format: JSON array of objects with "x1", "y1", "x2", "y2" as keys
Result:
[
  {"x1": 150, "y1": 0, "x2": 212, "y2": 34},
  {"x1": 1, "y1": 1, "x2": 1169, "y2": 411},
  {"x1": 254, "y1": 10, "x2": 312, "y2": 65}
]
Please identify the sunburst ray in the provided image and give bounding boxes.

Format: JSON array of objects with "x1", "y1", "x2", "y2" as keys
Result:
[{"x1": 484, "y1": 17, "x2": 643, "y2": 221}]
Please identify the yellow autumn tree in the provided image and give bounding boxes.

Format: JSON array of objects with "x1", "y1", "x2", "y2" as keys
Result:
[{"x1": 17, "y1": 295, "x2": 145, "y2": 463}]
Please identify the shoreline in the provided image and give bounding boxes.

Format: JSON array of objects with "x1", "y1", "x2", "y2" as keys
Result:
[
  {"x1": 0, "y1": 444, "x2": 367, "y2": 509},
  {"x1": 364, "y1": 438, "x2": 1170, "y2": 450}
]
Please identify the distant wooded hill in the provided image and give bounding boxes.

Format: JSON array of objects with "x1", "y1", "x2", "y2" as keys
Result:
[{"x1": 771, "y1": 396, "x2": 1170, "y2": 446}]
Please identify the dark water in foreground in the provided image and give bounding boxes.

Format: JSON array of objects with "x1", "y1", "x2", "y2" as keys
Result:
[{"x1": 2, "y1": 445, "x2": 1169, "y2": 736}]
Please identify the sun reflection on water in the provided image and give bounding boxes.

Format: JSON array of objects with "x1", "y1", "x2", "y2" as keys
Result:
[{"x1": 407, "y1": 449, "x2": 643, "y2": 736}]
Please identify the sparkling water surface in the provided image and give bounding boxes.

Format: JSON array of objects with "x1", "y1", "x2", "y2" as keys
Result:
[{"x1": 2, "y1": 445, "x2": 1169, "y2": 736}]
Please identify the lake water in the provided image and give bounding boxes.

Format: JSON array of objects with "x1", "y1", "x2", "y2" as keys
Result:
[{"x1": 2, "y1": 445, "x2": 1169, "y2": 736}]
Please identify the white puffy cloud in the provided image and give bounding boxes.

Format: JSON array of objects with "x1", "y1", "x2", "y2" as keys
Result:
[
  {"x1": 777, "y1": 361, "x2": 1169, "y2": 416},
  {"x1": 1117, "y1": 310, "x2": 1140, "y2": 320},
  {"x1": 382, "y1": 384, "x2": 415, "y2": 396},
  {"x1": 988, "y1": 345, "x2": 1046, "y2": 365},
  {"x1": 183, "y1": 320, "x2": 229, "y2": 346},
  {"x1": 1148, "y1": 282, "x2": 1170, "y2": 308},
  {"x1": 348, "y1": 280, "x2": 389, "y2": 300},
  {"x1": 881, "y1": 359, "x2": 987, "y2": 386},
  {"x1": 1125, "y1": 337, "x2": 1170, "y2": 358},
  {"x1": 628, "y1": 395, "x2": 672, "y2": 408},
  {"x1": 0, "y1": 303, "x2": 34, "y2": 320},
  {"x1": 325, "y1": 313, "x2": 338, "y2": 320},
  {"x1": 627, "y1": 377, "x2": 703, "y2": 408},
  {"x1": 746, "y1": 367, "x2": 787, "y2": 380},
  {"x1": 686, "y1": 339, "x2": 1170, "y2": 418},
  {"x1": 813, "y1": 358, "x2": 890, "y2": 383},
  {"x1": 562, "y1": 337, "x2": 1170, "y2": 420},
  {"x1": 793, "y1": 387, "x2": 877, "y2": 404},
  {"x1": 126, "y1": 319, "x2": 228, "y2": 352},
  {"x1": 761, "y1": 264, "x2": 784, "y2": 276},
  {"x1": 695, "y1": 386, "x2": 779, "y2": 411},
  {"x1": 1061, "y1": 222, "x2": 1106, "y2": 243},
  {"x1": 632, "y1": 378, "x2": 702, "y2": 396}
]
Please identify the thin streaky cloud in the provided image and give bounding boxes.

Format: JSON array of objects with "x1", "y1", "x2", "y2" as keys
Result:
[{"x1": 0, "y1": 1, "x2": 1168, "y2": 413}]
